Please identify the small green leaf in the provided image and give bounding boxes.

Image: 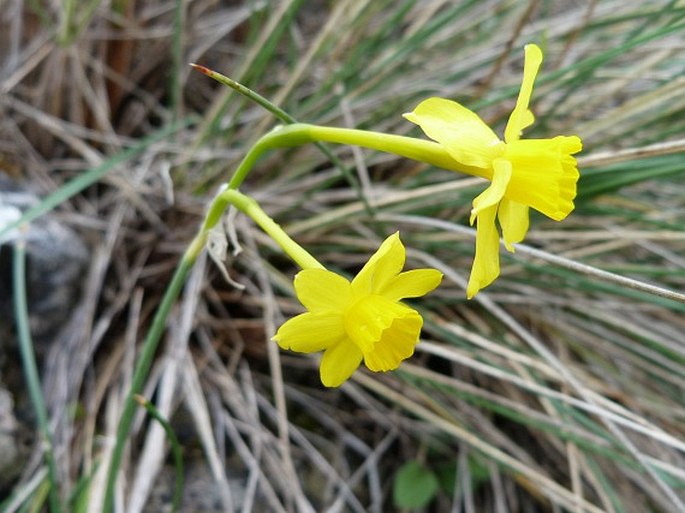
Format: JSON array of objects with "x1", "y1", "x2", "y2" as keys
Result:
[{"x1": 393, "y1": 460, "x2": 439, "y2": 509}]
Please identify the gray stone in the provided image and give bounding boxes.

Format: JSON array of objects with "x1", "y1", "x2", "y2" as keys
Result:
[
  {"x1": 0, "y1": 174, "x2": 89, "y2": 347},
  {"x1": 0, "y1": 386, "x2": 19, "y2": 484}
]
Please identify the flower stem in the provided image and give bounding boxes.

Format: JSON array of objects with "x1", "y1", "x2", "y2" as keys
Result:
[
  {"x1": 308, "y1": 125, "x2": 484, "y2": 177},
  {"x1": 205, "y1": 188, "x2": 324, "y2": 270},
  {"x1": 190, "y1": 63, "x2": 372, "y2": 213},
  {"x1": 191, "y1": 65, "x2": 488, "y2": 189},
  {"x1": 226, "y1": 123, "x2": 487, "y2": 191},
  {"x1": 103, "y1": 248, "x2": 196, "y2": 513},
  {"x1": 104, "y1": 188, "x2": 322, "y2": 513}
]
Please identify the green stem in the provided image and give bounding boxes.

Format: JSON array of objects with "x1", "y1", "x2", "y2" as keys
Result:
[
  {"x1": 104, "y1": 189, "x2": 321, "y2": 511},
  {"x1": 190, "y1": 64, "x2": 371, "y2": 214},
  {"x1": 227, "y1": 123, "x2": 487, "y2": 191},
  {"x1": 192, "y1": 65, "x2": 488, "y2": 199},
  {"x1": 103, "y1": 247, "x2": 197, "y2": 513},
  {"x1": 204, "y1": 188, "x2": 324, "y2": 270},
  {"x1": 12, "y1": 239, "x2": 64, "y2": 513},
  {"x1": 134, "y1": 395, "x2": 184, "y2": 513}
]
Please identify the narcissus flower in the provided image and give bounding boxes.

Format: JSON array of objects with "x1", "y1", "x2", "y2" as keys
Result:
[
  {"x1": 273, "y1": 232, "x2": 442, "y2": 387},
  {"x1": 403, "y1": 44, "x2": 582, "y2": 298}
]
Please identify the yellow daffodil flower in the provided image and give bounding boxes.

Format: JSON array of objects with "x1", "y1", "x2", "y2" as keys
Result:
[
  {"x1": 273, "y1": 232, "x2": 442, "y2": 387},
  {"x1": 403, "y1": 44, "x2": 582, "y2": 298}
]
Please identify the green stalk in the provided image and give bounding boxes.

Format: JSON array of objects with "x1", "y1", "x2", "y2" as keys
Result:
[
  {"x1": 102, "y1": 246, "x2": 198, "y2": 513},
  {"x1": 204, "y1": 189, "x2": 325, "y2": 270},
  {"x1": 103, "y1": 188, "x2": 322, "y2": 511},
  {"x1": 12, "y1": 238, "x2": 64, "y2": 513},
  {"x1": 134, "y1": 395, "x2": 184, "y2": 513},
  {"x1": 224, "y1": 123, "x2": 485, "y2": 192},
  {"x1": 189, "y1": 64, "x2": 299, "y2": 125},
  {"x1": 191, "y1": 65, "x2": 491, "y2": 191},
  {"x1": 189, "y1": 64, "x2": 371, "y2": 213}
]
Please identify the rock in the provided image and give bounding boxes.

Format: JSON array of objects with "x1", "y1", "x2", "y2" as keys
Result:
[
  {"x1": 0, "y1": 386, "x2": 19, "y2": 486},
  {"x1": 0, "y1": 174, "x2": 89, "y2": 348}
]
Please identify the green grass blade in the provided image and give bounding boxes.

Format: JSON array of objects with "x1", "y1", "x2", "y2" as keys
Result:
[
  {"x1": 103, "y1": 253, "x2": 196, "y2": 513},
  {"x1": 134, "y1": 395, "x2": 185, "y2": 513},
  {"x1": 12, "y1": 240, "x2": 64, "y2": 513}
]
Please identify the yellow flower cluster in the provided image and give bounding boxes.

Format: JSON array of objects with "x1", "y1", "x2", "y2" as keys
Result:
[{"x1": 203, "y1": 44, "x2": 581, "y2": 387}]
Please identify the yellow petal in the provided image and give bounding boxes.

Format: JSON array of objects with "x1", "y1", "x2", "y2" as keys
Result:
[
  {"x1": 470, "y1": 159, "x2": 512, "y2": 224},
  {"x1": 379, "y1": 269, "x2": 443, "y2": 302},
  {"x1": 363, "y1": 307, "x2": 423, "y2": 372},
  {"x1": 351, "y1": 232, "x2": 405, "y2": 298},
  {"x1": 503, "y1": 136, "x2": 581, "y2": 220},
  {"x1": 344, "y1": 294, "x2": 421, "y2": 358},
  {"x1": 293, "y1": 268, "x2": 351, "y2": 312},
  {"x1": 319, "y1": 339, "x2": 363, "y2": 387},
  {"x1": 498, "y1": 198, "x2": 529, "y2": 252},
  {"x1": 504, "y1": 44, "x2": 543, "y2": 143},
  {"x1": 404, "y1": 97, "x2": 502, "y2": 169},
  {"x1": 344, "y1": 295, "x2": 390, "y2": 354},
  {"x1": 466, "y1": 205, "x2": 500, "y2": 299},
  {"x1": 273, "y1": 311, "x2": 346, "y2": 352}
]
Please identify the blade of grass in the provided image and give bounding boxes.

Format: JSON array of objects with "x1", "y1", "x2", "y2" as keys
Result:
[
  {"x1": 12, "y1": 235, "x2": 64, "y2": 513},
  {"x1": 354, "y1": 372, "x2": 608, "y2": 513},
  {"x1": 68, "y1": 463, "x2": 97, "y2": 513},
  {"x1": 190, "y1": 64, "x2": 371, "y2": 215},
  {"x1": 378, "y1": 213, "x2": 685, "y2": 305},
  {"x1": 102, "y1": 243, "x2": 199, "y2": 513},
  {"x1": 192, "y1": 0, "x2": 304, "y2": 144},
  {"x1": 134, "y1": 395, "x2": 184, "y2": 513},
  {"x1": 578, "y1": 153, "x2": 685, "y2": 198},
  {"x1": 0, "y1": 467, "x2": 48, "y2": 513}
]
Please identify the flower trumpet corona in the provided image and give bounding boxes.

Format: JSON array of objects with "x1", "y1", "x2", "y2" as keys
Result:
[
  {"x1": 273, "y1": 233, "x2": 442, "y2": 387},
  {"x1": 404, "y1": 44, "x2": 582, "y2": 298}
]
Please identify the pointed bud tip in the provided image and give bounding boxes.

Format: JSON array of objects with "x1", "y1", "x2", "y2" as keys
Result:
[{"x1": 189, "y1": 63, "x2": 212, "y2": 76}]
